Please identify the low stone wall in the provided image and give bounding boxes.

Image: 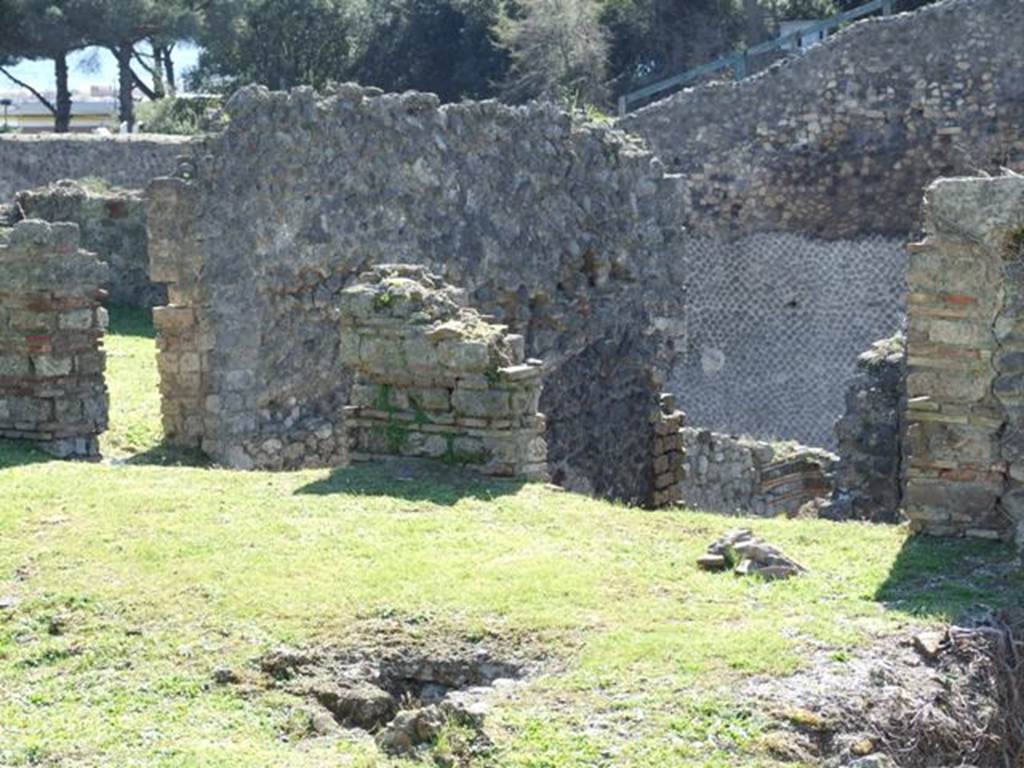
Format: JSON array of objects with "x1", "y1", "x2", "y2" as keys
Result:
[
  {"x1": 15, "y1": 180, "x2": 164, "y2": 308},
  {"x1": 0, "y1": 220, "x2": 109, "y2": 457},
  {"x1": 681, "y1": 427, "x2": 836, "y2": 516},
  {"x1": 825, "y1": 334, "x2": 906, "y2": 522},
  {"x1": 339, "y1": 265, "x2": 547, "y2": 479},
  {"x1": 0, "y1": 133, "x2": 196, "y2": 200},
  {"x1": 904, "y1": 175, "x2": 1024, "y2": 542}
]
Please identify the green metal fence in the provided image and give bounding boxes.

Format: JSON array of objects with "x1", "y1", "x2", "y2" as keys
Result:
[{"x1": 617, "y1": 0, "x2": 895, "y2": 116}]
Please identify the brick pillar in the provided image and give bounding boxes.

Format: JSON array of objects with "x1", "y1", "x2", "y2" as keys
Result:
[
  {"x1": 651, "y1": 393, "x2": 686, "y2": 507},
  {"x1": 0, "y1": 220, "x2": 109, "y2": 458},
  {"x1": 904, "y1": 176, "x2": 1024, "y2": 541},
  {"x1": 148, "y1": 177, "x2": 208, "y2": 448}
]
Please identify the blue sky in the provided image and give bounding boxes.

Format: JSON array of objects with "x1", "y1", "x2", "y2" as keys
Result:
[{"x1": 1, "y1": 43, "x2": 200, "y2": 94}]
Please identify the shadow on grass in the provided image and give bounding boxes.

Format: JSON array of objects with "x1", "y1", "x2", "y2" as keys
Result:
[
  {"x1": 295, "y1": 459, "x2": 526, "y2": 506},
  {"x1": 106, "y1": 305, "x2": 155, "y2": 339},
  {"x1": 875, "y1": 534, "x2": 1024, "y2": 621},
  {"x1": 0, "y1": 438, "x2": 54, "y2": 470},
  {"x1": 120, "y1": 442, "x2": 211, "y2": 467}
]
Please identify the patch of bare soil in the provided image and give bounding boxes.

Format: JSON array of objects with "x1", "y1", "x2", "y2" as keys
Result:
[
  {"x1": 228, "y1": 621, "x2": 548, "y2": 764},
  {"x1": 747, "y1": 613, "x2": 1024, "y2": 767}
]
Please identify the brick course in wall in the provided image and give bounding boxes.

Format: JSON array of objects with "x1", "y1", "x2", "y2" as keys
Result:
[
  {"x1": 904, "y1": 175, "x2": 1024, "y2": 541},
  {"x1": 0, "y1": 220, "x2": 109, "y2": 457}
]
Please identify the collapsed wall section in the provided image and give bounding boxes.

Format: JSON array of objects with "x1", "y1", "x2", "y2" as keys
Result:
[
  {"x1": 339, "y1": 265, "x2": 546, "y2": 479},
  {"x1": 0, "y1": 220, "x2": 109, "y2": 457},
  {"x1": 15, "y1": 180, "x2": 164, "y2": 308},
  {"x1": 148, "y1": 85, "x2": 683, "y2": 499},
  {"x1": 681, "y1": 428, "x2": 836, "y2": 516},
  {"x1": 904, "y1": 175, "x2": 1024, "y2": 541}
]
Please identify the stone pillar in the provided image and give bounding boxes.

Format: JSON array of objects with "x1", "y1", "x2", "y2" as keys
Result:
[
  {"x1": 827, "y1": 334, "x2": 906, "y2": 522},
  {"x1": 651, "y1": 393, "x2": 686, "y2": 507},
  {"x1": 148, "y1": 177, "x2": 209, "y2": 449},
  {"x1": 340, "y1": 265, "x2": 547, "y2": 480},
  {"x1": 904, "y1": 176, "x2": 1024, "y2": 541},
  {"x1": 0, "y1": 220, "x2": 109, "y2": 457}
]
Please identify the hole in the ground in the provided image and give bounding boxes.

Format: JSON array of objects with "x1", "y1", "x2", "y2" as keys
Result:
[{"x1": 247, "y1": 627, "x2": 541, "y2": 759}]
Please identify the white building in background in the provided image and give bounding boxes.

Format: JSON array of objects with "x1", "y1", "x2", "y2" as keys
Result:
[
  {"x1": 778, "y1": 20, "x2": 827, "y2": 51},
  {"x1": 0, "y1": 96, "x2": 117, "y2": 133}
]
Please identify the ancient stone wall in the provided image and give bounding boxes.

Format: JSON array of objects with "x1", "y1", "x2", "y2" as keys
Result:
[
  {"x1": 0, "y1": 220, "x2": 109, "y2": 457},
  {"x1": 14, "y1": 180, "x2": 164, "y2": 308},
  {"x1": 904, "y1": 175, "x2": 1024, "y2": 542},
  {"x1": 681, "y1": 427, "x2": 836, "y2": 516},
  {"x1": 0, "y1": 134, "x2": 195, "y2": 200},
  {"x1": 148, "y1": 85, "x2": 682, "y2": 499},
  {"x1": 825, "y1": 334, "x2": 906, "y2": 522},
  {"x1": 338, "y1": 265, "x2": 547, "y2": 479},
  {"x1": 620, "y1": 0, "x2": 1024, "y2": 238},
  {"x1": 620, "y1": 0, "x2": 1024, "y2": 447}
]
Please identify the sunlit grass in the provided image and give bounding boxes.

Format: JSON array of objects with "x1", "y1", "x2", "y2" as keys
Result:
[{"x1": 0, "y1": 309, "x2": 1017, "y2": 767}]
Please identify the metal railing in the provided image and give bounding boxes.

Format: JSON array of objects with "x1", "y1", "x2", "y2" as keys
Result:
[{"x1": 617, "y1": 0, "x2": 895, "y2": 115}]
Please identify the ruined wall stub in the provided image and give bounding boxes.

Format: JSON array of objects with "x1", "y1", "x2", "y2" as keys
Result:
[
  {"x1": 339, "y1": 265, "x2": 546, "y2": 479},
  {"x1": 904, "y1": 175, "x2": 1024, "y2": 542},
  {"x1": 15, "y1": 180, "x2": 165, "y2": 308},
  {"x1": 680, "y1": 428, "x2": 836, "y2": 517},
  {"x1": 826, "y1": 334, "x2": 906, "y2": 523},
  {"x1": 0, "y1": 220, "x2": 109, "y2": 458},
  {"x1": 147, "y1": 85, "x2": 682, "y2": 502}
]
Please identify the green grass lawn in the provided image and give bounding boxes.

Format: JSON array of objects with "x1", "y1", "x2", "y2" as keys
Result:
[{"x1": 0, "y1": 309, "x2": 1019, "y2": 767}]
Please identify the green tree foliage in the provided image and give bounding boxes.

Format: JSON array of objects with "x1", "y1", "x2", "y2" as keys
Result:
[
  {"x1": 349, "y1": 0, "x2": 506, "y2": 102},
  {"x1": 494, "y1": 0, "x2": 610, "y2": 106},
  {"x1": 69, "y1": 0, "x2": 199, "y2": 128},
  {"x1": 191, "y1": 0, "x2": 353, "y2": 91},
  {"x1": 192, "y1": 0, "x2": 506, "y2": 103},
  {"x1": 601, "y1": 0, "x2": 747, "y2": 95},
  {"x1": 0, "y1": 0, "x2": 85, "y2": 132}
]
